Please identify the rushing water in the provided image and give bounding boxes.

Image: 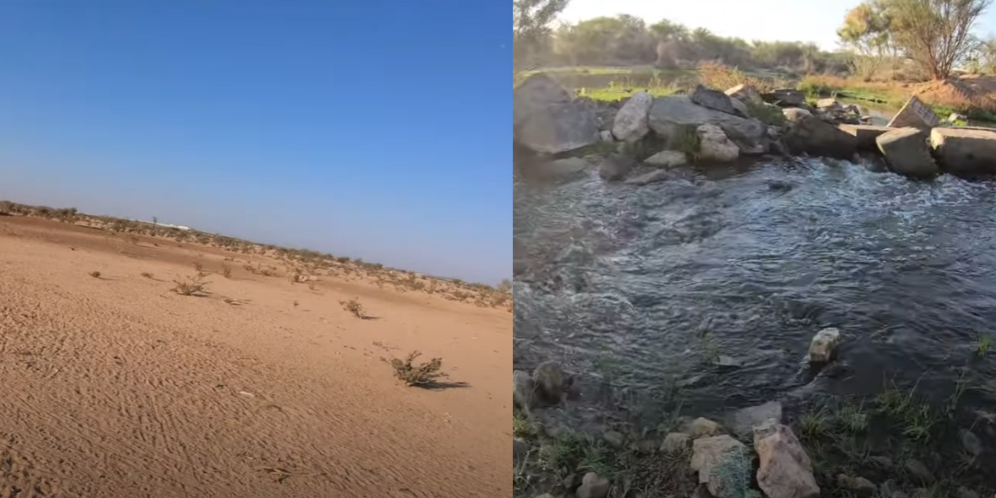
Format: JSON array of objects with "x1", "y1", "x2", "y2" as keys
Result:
[{"x1": 514, "y1": 157, "x2": 996, "y2": 431}]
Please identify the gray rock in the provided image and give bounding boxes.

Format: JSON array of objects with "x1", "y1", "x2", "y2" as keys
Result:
[
  {"x1": 869, "y1": 456, "x2": 894, "y2": 469},
  {"x1": 877, "y1": 127, "x2": 938, "y2": 177},
  {"x1": 762, "y1": 88, "x2": 806, "y2": 106},
  {"x1": 881, "y1": 480, "x2": 901, "y2": 498},
  {"x1": 782, "y1": 110, "x2": 858, "y2": 159},
  {"x1": 690, "y1": 435, "x2": 747, "y2": 498},
  {"x1": 516, "y1": 100, "x2": 600, "y2": 155},
  {"x1": 851, "y1": 476, "x2": 878, "y2": 496},
  {"x1": 808, "y1": 328, "x2": 841, "y2": 364},
  {"x1": 959, "y1": 429, "x2": 982, "y2": 457},
  {"x1": 726, "y1": 84, "x2": 763, "y2": 106},
  {"x1": 563, "y1": 472, "x2": 583, "y2": 492},
  {"x1": 730, "y1": 401, "x2": 783, "y2": 438},
  {"x1": 754, "y1": 420, "x2": 819, "y2": 498},
  {"x1": 692, "y1": 84, "x2": 747, "y2": 117},
  {"x1": 648, "y1": 95, "x2": 766, "y2": 153},
  {"x1": 513, "y1": 73, "x2": 572, "y2": 128},
  {"x1": 602, "y1": 430, "x2": 624, "y2": 449},
  {"x1": 644, "y1": 149, "x2": 689, "y2": 168},
  {"x1": 661, "y1": 432, "x2": 691, "y2": 453},
  {"x1": 904, "y1": 458, "x2": 934, "y2": 484},
  {"x1": 697, "y1": 124, "x2": 739, "y2": 162},
  {"x1": 599, "y1": 129, "x2": 614, "y2": 142},
  {"x1": 956, "y1": 487, "x2": 980, "y2": 498},
  {"x1": 888, "y1": 96, "x2": 939, "y2": 130},
  {"x1": 599, "y1": 153, "x2": 635, "y2": 181},
  {"x1": 625, "y1": 169, "x2": 671, "y2": 186},
  {"x1": 930, "y1": 127, "x2": 996, "y2": 176},
  {"x1": 612, "y1": 91, "x2": 653, "y2": 142},
  {"x1": 532, "y1": 362, "x2": 566, "y2": 404},
  {"x1": 513, "y1": 370, "x2": 535, "y2": 411},
  {"x1": 577, "y1": 472, "x2": 611, "y2": 498},
  {"x1": 838, "y1": 124, "x2": 893, "y2": 151},
  {"x1": 817, "y1": 98, "x2": 843, "y2": 111}
]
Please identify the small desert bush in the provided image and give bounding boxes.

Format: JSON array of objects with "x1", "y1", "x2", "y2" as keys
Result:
[
  {"x1": 89, "y1": 271, "x2": 101, "y2": 278},
  {"x1": 221, "y1": 263, "x2": 232, "y2": 279},
  {"x1": 385, "y1": 351, "x2": 446, "y2": 386},
  {"x1": 172, "y1": 273, "x2": 209, "y2": 296},
  {"x1": 141, "y1": 272, "x2": 154, "y2": 279},
  {"x1": 339, "y1": 297, "x2": 364, "y2": 318},
  {"x1": 192, "y1": 262, "x2": 203, "y2": 272},
  {"x1": 698, "y1": 61, "x2": 780, "y2": 93}
]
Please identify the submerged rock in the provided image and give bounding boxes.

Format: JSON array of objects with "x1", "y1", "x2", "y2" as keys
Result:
[
  {"x1": 808, "y1": 327, "x2": 841, "y2": 364},
  {"x1": 730, "y1": 401, "x2": 783, "y2": 438},
  {"x1": 532, "y1": 361, "x2": 566, "y2": 404},
  {"x1": 599, "y1": 153, "x2": 636, "y2": 181},
  {"x1": 644, "y1": 149, "x2": 688, "y2": 168},
  {"x1": 754, "y1": 419, "x2": 819, "y2": 498},
  {"x1": 625, "y1": 169, "x2": 670, "y2": 186},
  {"x1": 781, "y1": 109, "x2": 857, "y2": 159}
]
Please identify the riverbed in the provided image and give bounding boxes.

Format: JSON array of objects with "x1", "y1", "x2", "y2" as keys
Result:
[{"x1": 514, "y1": 156, "x2": 996, "y2": 447}]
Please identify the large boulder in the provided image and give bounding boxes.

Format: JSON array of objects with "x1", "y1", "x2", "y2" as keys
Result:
[
  {"x1": 612, "y1": 91, "x2": 653, "y2": 142},
  {"x1": 516, "y1": 101, "x2": 600, "y2": 154},
  {"x1": 762, "y1": 89, "x2": 806, "y2": 107},
  {"x1": 876, "y1": 127, "x2": 938, "y2": 178},
  {"x1": 648, "y1": 96, "x2": 766, "y2": 153},
  {"x1": 690, "y1": 435, "x2": 748, "y2": 498},
  {"x1": 513, "y1": 73, "x2": 572, "y2": 128},
  {"x1": 692, "y1": 84, "x2": 749, "y2": 118},
  {"x1": 753, "y1": 419, "x2": 820, "y2": 498},
  {"x1": 839, "y1": 124, "x2": 893, "y2": 151},
  {"x1": 887, "y1": 95, "x2": 939, "y2": 130},
  {"x1": 781, "y1": 108, "x2": 857, "y2": 159},
  {"x1": 930, "y1": 127, "x2": 996, "y2": 176},
  {"x1": 697, "y1": 124, "x2": 740, "y2": 162}
]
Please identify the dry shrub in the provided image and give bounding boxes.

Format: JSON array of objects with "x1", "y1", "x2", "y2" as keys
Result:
[
  {"x1": 141, "y1": 272, "x2": 154, "y2": 279},
  {"x1": 697, "y1": 61, "x2": 781, "y2": 92},
  {"x1": 221, "y1": 263, "x2": 232, "y2": 278},
  {"x1": 339, "y1": 297, "x2": 364, "y2": 318},
  {"x1": 193, "y1": 262, "x2": 203, "y2": 272},
  {"x1": 172, "y1": 273, "x2": 209, "y2": 296},
  {"x1": 385, "y1": 351, "x2": 446, "y2": 387},
  {"x1": 89, "y1": 271, "x2": 101, "y2": 278}
]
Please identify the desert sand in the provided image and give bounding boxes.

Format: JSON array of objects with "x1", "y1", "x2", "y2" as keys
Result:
[{"x1": 0, "y1": 215, "x2": 511, "y2": 498}]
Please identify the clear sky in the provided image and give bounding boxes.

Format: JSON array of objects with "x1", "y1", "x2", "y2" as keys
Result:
[
  {"x1": 0, "y1": 0, "x2": 510, "y2": 284},
  {"x1": 560, "y1": 0, "x2": 996, "y2": 50}
]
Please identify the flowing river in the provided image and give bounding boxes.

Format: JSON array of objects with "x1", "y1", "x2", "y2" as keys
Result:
[{"x1": 514, "y1": 156, "x2": 996, "y2": 443}]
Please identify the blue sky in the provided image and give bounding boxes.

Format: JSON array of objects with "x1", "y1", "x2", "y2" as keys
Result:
[
  {"x1": 562, "y1": 0, "x2": 996, "y2": 50},
  {"x1": 0, "y1": 0, "x2": 510, "y2": 284}
]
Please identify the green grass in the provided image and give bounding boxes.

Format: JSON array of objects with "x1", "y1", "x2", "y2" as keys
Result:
[
  {"x1": 975, "y1": 334, "x2": 993, "y2": 356},
  {"x1": 576, "y1": 83, "x2": 680, "y2": 102},
  {"x1": 836, "y1": 403, "x2": 869, "y2": 434},
  {"x1": 538, "y1": 430, "x2": 615, "y2": 479}
]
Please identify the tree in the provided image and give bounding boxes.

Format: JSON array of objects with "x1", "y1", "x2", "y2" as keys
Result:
[
  {"x1": 883, "y1": 0, "x2": 992, "y2": 80},
  {"x1": 513, "y1": 0, "x2": 570, "y2": 71},
  {"x1": 838, "y1": 1, "x2": 895, "y2": 80}
]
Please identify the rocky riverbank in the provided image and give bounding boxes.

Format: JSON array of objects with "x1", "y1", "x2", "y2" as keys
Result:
[
  {"x1": 513, "y1": 328, "x2": 993, "y2": 498},
  {"x1": 512, "y1": 73, "x2": 996, "y2": 183}
]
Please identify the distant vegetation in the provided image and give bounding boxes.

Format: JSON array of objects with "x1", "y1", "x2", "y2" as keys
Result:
[{"x1": 0, "y1": 199, "x2": 512, "y2": 311}]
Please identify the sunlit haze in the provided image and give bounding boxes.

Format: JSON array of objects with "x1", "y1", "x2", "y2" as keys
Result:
[{"x1": 560, "y1": 0, "x2": 996, "y2": 50}]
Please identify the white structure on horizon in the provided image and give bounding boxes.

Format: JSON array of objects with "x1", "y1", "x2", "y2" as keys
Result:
[{"x1": 137, "y1": 219, "x2": 192, "y2": 231}]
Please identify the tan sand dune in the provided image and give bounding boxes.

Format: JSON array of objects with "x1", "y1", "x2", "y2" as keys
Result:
[{"x1": 0, "y1": 215, "x2": 511, "y2": 498}]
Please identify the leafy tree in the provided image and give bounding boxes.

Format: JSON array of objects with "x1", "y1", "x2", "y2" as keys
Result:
[
  {"x1": 882, "y1": 0, "x2": 992, "y2": 79},
  {"x1": 838, "y1": 1, "x2": 896, "y2": 80},
  {"x1": 513, "y1": 0, "x2": 570, "y2": 71}
]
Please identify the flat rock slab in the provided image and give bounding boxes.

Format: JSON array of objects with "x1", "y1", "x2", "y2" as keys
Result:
[
  {"x1": 888, "y1": 95, "x2": 939, "y2": 130},
  {"x1": 839, "y1": 124, "x2": 893, "y2": 151},
  {"x1": 877, "y1": 127, "x2": 938, "y2": 177},
  {"x1": 930, "y1": 127, "x2": 996, "y2": 176}
]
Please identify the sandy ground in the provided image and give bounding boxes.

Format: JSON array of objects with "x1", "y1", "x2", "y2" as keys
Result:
[{"x1": 0, "y1": 215, "x2": 511, "y2": 498}]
